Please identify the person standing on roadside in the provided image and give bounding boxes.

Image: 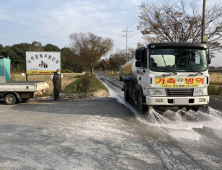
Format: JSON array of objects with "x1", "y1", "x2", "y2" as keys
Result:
[{"x1": 52, "y1": 69, "x2": 61, "y2": 101}]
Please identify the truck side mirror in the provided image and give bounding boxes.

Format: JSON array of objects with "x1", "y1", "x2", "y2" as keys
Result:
[
  {"x1": 135, "y1": 49, "x2": 141, "y2": 60},
  {"x1": 141, "y1": 49, "x2": 146, "y2": 63},
  {"x1": 208, "y1": 56, "x2": 211, "y2": 64},
  {"x1": 207, "y1": 48, "x2": 211, "y2": 64},
  {"x1": 135, "y1": 61, "x2": 141, "y2": 67}
]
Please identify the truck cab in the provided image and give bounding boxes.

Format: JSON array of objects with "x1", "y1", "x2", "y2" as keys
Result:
[{"x1": 123, "y1": 43, "x2": 210, "y2": 113}]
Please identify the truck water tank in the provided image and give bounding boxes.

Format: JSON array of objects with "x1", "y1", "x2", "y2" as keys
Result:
[
  {"x1": 0, "y1": 58, "x2": 10, "y2": 82},
  {"x1": 122, "y1": 59, "x2": 137, "y2": 80}
]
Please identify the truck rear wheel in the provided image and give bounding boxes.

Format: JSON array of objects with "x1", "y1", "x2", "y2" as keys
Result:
[
  {"x1": 5, "y1": 94, "x2": 17, "y2": 105},
  {"x1": 138, "y1": 92, "x2": 148, "y2": 114},
  {"x1": 124, "y1": 87, "x2": 130, "y2": 102}
]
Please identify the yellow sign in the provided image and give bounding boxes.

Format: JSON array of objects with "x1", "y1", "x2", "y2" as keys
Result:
[
  {"x1": 27, "y1": 70, "x2": 56, "y2": 74},
  {"x1": 161, "y1": 84, "x2": 199, "y2": 88},
  {"x1": 155, "y1": 77, "x2": 205, "y2": 87}
]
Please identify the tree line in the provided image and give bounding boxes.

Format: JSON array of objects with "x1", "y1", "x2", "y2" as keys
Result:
[
  {"x1": 0, "y1": 41, "x2": 84, "y2": 73},
  {"x1": 96, "y1": 48, "x2": 135, "y2": 71}
]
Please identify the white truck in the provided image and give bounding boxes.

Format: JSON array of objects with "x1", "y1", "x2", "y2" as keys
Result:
[
  {"x1": 122, "y1": 43, "x2": 210, "y2": 113},
  {"x1": 0, "y1": 77, "x2": 49, "y2": 105}
]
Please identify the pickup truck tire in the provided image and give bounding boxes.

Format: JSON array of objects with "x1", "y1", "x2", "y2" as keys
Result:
[
  {"x1": 138, "y1": 92, "x2": 148, "y2": 114},
  {"x1": 5, "y1": 94, "x2": 17, "y2": 105}
]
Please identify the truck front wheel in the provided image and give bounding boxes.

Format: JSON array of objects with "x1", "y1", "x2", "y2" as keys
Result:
[
  {"x1": 186, "y1": 106, "x2": 200, "y2": 112},
  {"x1": 5, "y1": 94, "x2": 17, "y2": 105},
  {"x1": 138, "y1": 92, "x2": 148, "y2": 114}
]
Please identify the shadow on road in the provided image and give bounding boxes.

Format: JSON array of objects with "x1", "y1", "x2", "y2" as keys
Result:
[{"x1": 8, "y1": 97, "x2": 136, "y2": 120}]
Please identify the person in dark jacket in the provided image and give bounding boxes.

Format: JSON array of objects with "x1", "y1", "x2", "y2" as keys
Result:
[{"x1": 52, "y1": 69, "x2": 61, "y2": 101}]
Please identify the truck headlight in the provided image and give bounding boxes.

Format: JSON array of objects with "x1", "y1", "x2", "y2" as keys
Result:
[
  {"x1": 148, "y1": 89, "x2": 166, "y2": 96},
  {"x1": 193, "y1": 88, "x2": 208, "y2": 96}
]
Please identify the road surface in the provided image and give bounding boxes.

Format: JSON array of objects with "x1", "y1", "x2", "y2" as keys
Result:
[{"x1": 0, "y1": 73, "x2": 222, "y2": 170}]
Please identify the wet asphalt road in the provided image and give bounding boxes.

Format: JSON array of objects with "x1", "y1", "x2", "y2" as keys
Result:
[{"x1": 0, "y1": 73, "x2": 222, "y2": 170}]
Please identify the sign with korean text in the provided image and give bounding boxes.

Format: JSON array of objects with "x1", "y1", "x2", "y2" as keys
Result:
[
  {"x1": 26, "y1": 52, "x2": 61, "y2": 74},
  {"x1": 155, "y1": 77, "x2": 205, "y2": 88}
]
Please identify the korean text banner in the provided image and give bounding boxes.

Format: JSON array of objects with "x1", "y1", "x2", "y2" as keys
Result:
[{"x1": 26, "y1": 52, "x2": 61, "y2": 74}]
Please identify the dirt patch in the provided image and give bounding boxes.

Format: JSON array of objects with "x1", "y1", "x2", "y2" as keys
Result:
[
  {"x1": 60, "y1": 90, "x2": 109, "y2": 99},
  {"x1": 37, "y1": 90, "x2": 109, "y2": 100},
  {"x1": 92, "y1": 90, "x2": 109, "y2": 97},
  {"x1": 11, "y1": 73, "x2": 85, "y2": 95}
]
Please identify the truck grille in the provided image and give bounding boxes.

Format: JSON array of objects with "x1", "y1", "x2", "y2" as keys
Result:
[{"x1": 166, "y1": 89, "x2": 194, "y2": 97}]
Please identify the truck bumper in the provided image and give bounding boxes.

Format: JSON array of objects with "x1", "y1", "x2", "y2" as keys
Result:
[{"x1": 145, "y1": 96, "x2": 209, "y2": 106}]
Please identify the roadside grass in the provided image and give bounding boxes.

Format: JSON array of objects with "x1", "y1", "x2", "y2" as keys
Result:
[
  {"x1": 209, "y1": 72, "x2": 222, "y2": 83},
  {"x1": 208, "y1": 84, "x2": 222, "y2": 96},
  {"x1": 63, "y1": 74, "x2": 108, "y2": 94},
  {"x1": 209, "y1": 95, "x2": 222, "y2": 99},
  {"x1": 210, "y1": 81, "x2": 222, "y2": 85},
  {"x1": 103, "y1": 70, "x2": 119, "y2": 77}
]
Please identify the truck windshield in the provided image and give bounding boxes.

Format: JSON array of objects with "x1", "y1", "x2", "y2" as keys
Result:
[{"x1": 149, "y1": 49, "x2": 208, "y2": 72}]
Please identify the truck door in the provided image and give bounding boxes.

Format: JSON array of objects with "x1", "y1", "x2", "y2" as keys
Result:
[{"x1": 137, "y1": 49, "x2": 149, "y2": 94}]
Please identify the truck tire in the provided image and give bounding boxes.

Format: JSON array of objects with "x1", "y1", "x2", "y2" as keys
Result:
[
  {"x1": 138, "y1": 91, "x2": 148, "y2": 114},
  {"x1": 186, "y1": 106, "x2": 200, "y2": 112},
  {"x1": 5, "y1": 94, "x2": 17, "y2": 105},
  {"x1": 124, "y1": 87, "x2": 130, "y2": 102}
]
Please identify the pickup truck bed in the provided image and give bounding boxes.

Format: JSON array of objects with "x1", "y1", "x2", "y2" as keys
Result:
[
  {"x1": 0, "y1": 81, "x2": 49, "y2": 105},
  {"x1": 0, "y1": 81, "x2": 49, "y2": 93}
]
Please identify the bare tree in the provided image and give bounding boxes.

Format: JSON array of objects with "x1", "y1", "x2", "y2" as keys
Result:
[
  {"x1": 107, "y1": 48, "x2": 136, "y2": 71},
  {"x1": 138, "y1": 0, "x2": 222, "y2": 55},
  {"x1": 109, "y1": 50, "x2": 126, "y2": 71},
  {"x1": 127, "y1": 47, "x2": 136, "y2": 60},
  {"x1": 69, "y1": 32, "x2": 113, "y2": 74}
]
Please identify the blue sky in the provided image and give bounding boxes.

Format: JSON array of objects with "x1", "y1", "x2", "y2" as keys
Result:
[
  {"x1": 0, "y1": 0, "x2": 143, "y2": 48},
  {"x1": 0, "y1": 0, "x2": 221, "y2": 65}
]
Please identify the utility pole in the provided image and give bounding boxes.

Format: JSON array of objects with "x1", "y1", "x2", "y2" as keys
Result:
[
  {"x1": 201, "y1": 0, "x2": 207, "y2": 43},
  {"x1": 122, "y1": 26, "x2": 132, "y2": 62}
]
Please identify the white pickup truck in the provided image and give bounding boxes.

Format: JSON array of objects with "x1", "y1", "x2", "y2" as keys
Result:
[{"x1": 0, "y1": 77, "x2": 49, "y2": 105}]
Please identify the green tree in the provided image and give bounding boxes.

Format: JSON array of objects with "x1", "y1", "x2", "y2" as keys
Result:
[
  {"x1": 30, "y1": 41, "x2": 43, "y2": 51},
  {"x1": 61, "y1": 47, "x2": 83, "y2": 73},
  {"x1": 0, "y1": 44, "x2": 8, "y2": 57},
  {"x1": 43, "y1": 44, "x2": 60, "y2": 51},
  {"x1": 16, "y1": 64, "x2": 20, "y2": 72}
]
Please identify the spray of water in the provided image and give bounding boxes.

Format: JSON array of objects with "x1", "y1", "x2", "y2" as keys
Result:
[
  {"x1": 175, "y1": 110, "x2": 184, "y2": 121},
  {"x1": 163, "y1": 110, "x2": 177, "y2": 121},
  {"x1": 148, "y1": 108, "x2": 171, "y2": 124},
  {"x1": 185, "y1": 110, "x2": 199, "y2": 120},
  {"x1": 208, "y1": 106, "x2": 222, "y2": 118}
]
